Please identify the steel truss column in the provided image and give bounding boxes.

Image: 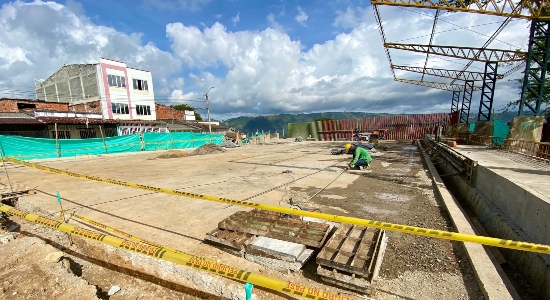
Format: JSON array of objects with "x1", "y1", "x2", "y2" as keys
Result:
[
  {"x1": 519, "y1": 19, "x2": 550, "y2": 116},
  {"x1": 460, "y1": 80, "x2": 474, "y2": 123},
  {"x1": 451, "y1": 91, "x2": 461, "y2": 113},
  {"x1": 478, "y1": 61, "x2": 498, "y2": 121}
]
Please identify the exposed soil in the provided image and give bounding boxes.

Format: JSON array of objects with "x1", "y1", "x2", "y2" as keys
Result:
[
  {"x1": 295, "y1": 142, "x2": 483, "y2": 299},
  {"x1": 153, "y1": 150, "x2": 190, "y2": 159},
  {"x1": 190, "y1": 144, "x2": 226, "y2": 156}
]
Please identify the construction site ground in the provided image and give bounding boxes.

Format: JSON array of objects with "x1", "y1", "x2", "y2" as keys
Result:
[{"x1": 0, "y1": 140, "x2": 484, "y2": 299}]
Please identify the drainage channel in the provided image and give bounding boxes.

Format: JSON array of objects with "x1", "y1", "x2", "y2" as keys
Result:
[{"x1": 419, "y1": 139, "x2": 537, "y2": 300}]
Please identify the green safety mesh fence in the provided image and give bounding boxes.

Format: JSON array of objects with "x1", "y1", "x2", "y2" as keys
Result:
[
  {"x1": 0, "y1": 132, "x2": 225, "y2": 160},
  {"x1": 143, "y1": 132, "x2": 224, "y2": 151}
]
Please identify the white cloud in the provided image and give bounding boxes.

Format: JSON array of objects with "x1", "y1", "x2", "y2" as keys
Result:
[
  {"x1": 166, "y1": 7, "x2": 528, "y2": 118},
  {"x1": 214, "y1": 13, "x2": 222, "y2": 19},
  {"x1": 231, "y1": 12, "x2": 240, "y2": 26},
  {"x1": 0, "y1": 1, "x2": 531, "y2": 118},
  {"x1": 266, "y1": 13, "x2": 285, "y2": 32},
  {"x1": 0, "y1": 0, "x2": 181, "y2": 101},
  {"x1": 143, "y1": 0, "x2": 212, "y2": 11},
  {"x1": 295, "y1": 6, "x2": 308, "y2": 26},
  {"x1": 169, "y1": 89, "x2": 199, "y2": 102},
  {"x1": 333, "y1": 7, "x2": 369, "y2": 29}
]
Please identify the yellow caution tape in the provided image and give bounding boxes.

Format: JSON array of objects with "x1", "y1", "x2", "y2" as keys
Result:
[
  {"x1": 0, "y1": 205, "x2": 349, "y2": 300},
  {"x1": 4, "y1": 157, "x2": 550, "y2": 255},
  {"x1": 70, "y1": 212, "x2": 184, "y2": 255}
]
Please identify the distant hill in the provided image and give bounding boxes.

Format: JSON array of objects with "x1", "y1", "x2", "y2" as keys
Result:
[
  {"x1": 221, "y1": 111, "x2": 521, "y2": 137},
  {"x1": 221, "y1": 112, "x2": 390, "y2": 136},
  {"x1": 467, "y1": 111, "x2": 518, "y2": 124}
]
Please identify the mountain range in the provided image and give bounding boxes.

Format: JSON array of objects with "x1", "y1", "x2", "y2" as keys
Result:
[{"x1": 221, "y1": 111, "x2": 520, "y2": 136}]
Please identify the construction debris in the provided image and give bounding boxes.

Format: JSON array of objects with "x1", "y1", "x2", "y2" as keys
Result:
[
  {"x1": 316, "y1": 225, "x2": 388, "y2": 293},
  {"x1": 190, "y1": 144, "x2": 226, "y2": 156},
  {"x1": 154, "y1": 150, "x2": 189, "y2": 159},
  {"x1": 206, "y1": 210, "x2": 332, "y2": 274},
  {"x1": 204, "y1": 228, "x2": 254, "y2": 257},
  {"x1": 0, "y1": 182, "x2": 34, "y2": 206},
  {"x1": 220, "y1": 140, "x2": 237, "y2": 148},
  {"x1": 218, "y1": 209, "x2": 331, "y2": 248},
  {"x1": 244, "y1": 247, "x2": 315, "y2": 274}
]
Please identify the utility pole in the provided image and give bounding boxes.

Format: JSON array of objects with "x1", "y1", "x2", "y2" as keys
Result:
[{"x1": 205, "y1": 86, "x2": 214, "y2": 143}]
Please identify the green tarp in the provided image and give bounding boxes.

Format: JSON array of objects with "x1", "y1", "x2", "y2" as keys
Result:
[
  {"x1": 0, "y1": 132, "x2": 225, "y2": 160},
  {"x1": 492, "y1": 119, "x2": 509, "y2": 146}
]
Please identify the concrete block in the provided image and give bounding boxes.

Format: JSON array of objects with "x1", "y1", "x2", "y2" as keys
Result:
[
  {"x1": 244, "y1": 248, "x2": 314, "y2": 274},
  {"x1": 246, "y1": 236, "x2": 305, "y2": 262}
]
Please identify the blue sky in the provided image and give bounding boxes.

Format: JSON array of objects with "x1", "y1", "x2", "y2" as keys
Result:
[{"x1": 0, "y1": 0, "x2": 530, "y2": 119}]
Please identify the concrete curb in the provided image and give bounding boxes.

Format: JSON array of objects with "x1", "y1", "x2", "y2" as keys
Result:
[{"x1": 416, "y1": 140, "x2": 520, "y2": 300}]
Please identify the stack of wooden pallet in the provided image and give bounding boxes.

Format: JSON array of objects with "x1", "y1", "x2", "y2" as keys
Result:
[{"x1": 316, "y1": 224, "x2": 388, "y2": 294}]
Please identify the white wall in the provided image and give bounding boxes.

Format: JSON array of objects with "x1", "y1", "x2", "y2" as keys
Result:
[
  {"x1": 95, "y1": 64, "x2": 110, "y2": 119},
  {"x1": 127, "y1": 68, "x2": 156, "y2": 120}
]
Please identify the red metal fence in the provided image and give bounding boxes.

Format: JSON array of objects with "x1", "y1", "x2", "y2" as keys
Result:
[{"x1": 319, "y1": 113, "x2": 451, "y2": 141}]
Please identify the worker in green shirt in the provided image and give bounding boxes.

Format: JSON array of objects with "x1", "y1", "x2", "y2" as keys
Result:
[{"x1": 345, "y1": 143, "x2": 372, "y2": 170}]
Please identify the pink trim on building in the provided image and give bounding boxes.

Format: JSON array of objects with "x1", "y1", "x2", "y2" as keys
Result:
[{"x1": 100, "y1": 63, "x2": 134, "y2": 119}]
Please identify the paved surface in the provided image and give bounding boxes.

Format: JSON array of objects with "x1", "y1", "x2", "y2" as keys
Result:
[
  {"x1": 453, "y1": 145, "x2": 550, "y2": 204},
  {"x1": 1, "y1": 141, "x2": 484, "y2": 299}
]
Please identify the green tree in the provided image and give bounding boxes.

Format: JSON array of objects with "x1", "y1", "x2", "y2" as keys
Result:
[
  {"x1": 314, "y1": 117, "x2": 333, "y2": 121},
  {"x1": 172, "y1": 104, "x2": 203, "y2": 121},
  {"x1": 504, "y1": 77, "x2": 550, "y2": 117}
]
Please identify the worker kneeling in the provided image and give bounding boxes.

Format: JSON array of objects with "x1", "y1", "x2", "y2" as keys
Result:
[{"x1": 345, "y1": 144, "x2": 372, "y2": 170}]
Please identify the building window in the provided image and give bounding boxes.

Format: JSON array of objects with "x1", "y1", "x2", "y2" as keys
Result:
[
  {"x1": 133, "y1": 79, "x2": 148, "y2": 91},
  {"x1": 107, "y1": 74, "x2": 126, "y2": 88},
  {"x1": 136, "y1": 105, "x2": 151, "y2": 115},
  {"x1": 111, "y1": 103, "x2": 129, "y2": 114},
  {"x1": 17, "y1": 103, "x2": 37, "y2": 109}
]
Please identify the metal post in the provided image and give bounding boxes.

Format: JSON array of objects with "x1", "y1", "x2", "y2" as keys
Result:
[
  {"x1": 169, "y1": 131, "x2": 174, "y2": 149},
  {"x1": 460, "y1": 80, "x2": 474, "y2": 123},
  {"x1": 54, "y1": 123, "x2": 61, "y2": 158},
  {"x1": 519, "y1": 19, "x2": 550, "y2": 116},
  {"x1": 99, "y1": 125, "x2": 108, "y2": 154},
  {"x1": 451, "y1": 91, "x2": 461, "y2": 113},
  {"x1": 205, "y1": 88, "x2": 214, "y2": 144},
  {"x1": 478, "y1": 61, "x2": 498, "y2": 121}
]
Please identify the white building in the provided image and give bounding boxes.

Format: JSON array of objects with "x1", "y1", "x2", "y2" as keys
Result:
[{"x1": 35, "y1": 58, "x2": 156, "y2": 121}]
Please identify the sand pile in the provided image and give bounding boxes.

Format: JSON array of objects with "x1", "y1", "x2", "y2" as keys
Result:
[
  {"x1": 155, "y1": 150, "x2": 190, "y2": 159},
  {"x1": 191, "y1": 144, "x2": 226, "y2": 156}
]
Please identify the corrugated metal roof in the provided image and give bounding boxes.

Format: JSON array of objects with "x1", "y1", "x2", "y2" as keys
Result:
[
  {"x1": 36, "y1": 117, "x2": 118, "y2": 124},
  {"x1": 166, "y1": 123, "x2": 201, "y2": 131},
  {"x1": 117, "y1": 120, "x2": 167, "y2": 125},
  {"x1": 0, "y1": 112, "x2": 34, "y2": 118},
  {"x1": 0, "y1": 118, "x2": 43, "y2": 125}
]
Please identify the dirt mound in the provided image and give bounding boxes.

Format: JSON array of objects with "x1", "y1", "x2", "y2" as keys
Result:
[
  {"x1": 155, "y1": 150, "x2": 190, "y2": 159},
  {"x1": 190, "y1": 144, "x2": 226, "y2": 156}
]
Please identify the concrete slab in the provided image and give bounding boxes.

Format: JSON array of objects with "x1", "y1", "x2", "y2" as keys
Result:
[
  {"x1": 452, "y1": 144, "x2": 550, "y2": 245},
  {"x1": 1, "y1": 141, "x2": 487, "y2": 299},
  {"x1": 244, "y1": 248, "x2": 314, "y2": 274},
  {"x1": 246, "y1": 236, "x2": 305, "y2": 262}
]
